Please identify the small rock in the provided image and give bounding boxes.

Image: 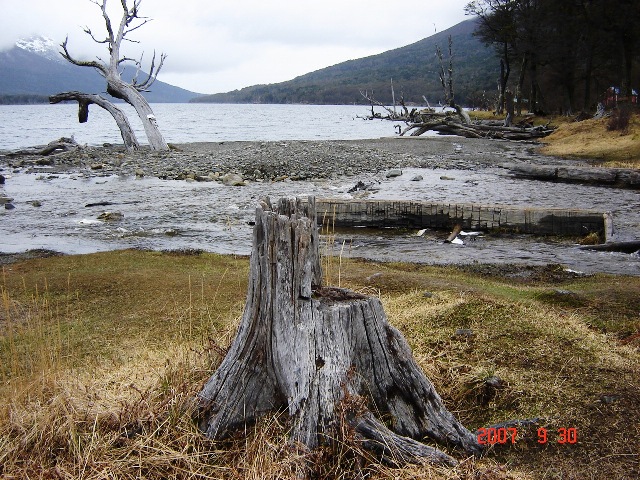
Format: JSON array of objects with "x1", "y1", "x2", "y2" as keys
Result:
[
  {"x1": 366, "y1": 272, "x2": 383, "y2": 282},
  {"x1": 386, "y1": 169, "x2": 403, "y2": 178},
  {"x1": 411, "y1": 175, "x2": 423, "y2": 181},
  {"x1": 440, "y1": 175, "x2": 455, "y2": 181},
  {"x1": 0, "y1": 174, "x2": 5, "y2": 184},
  {"x1": 97, "y1": 211, "x2": 124, "y2": 221},
  {"x1": 135, "y1": 169, "x2": 145, "y2": 177},
  {"x1": 272, "y1": 175, "x2": 288, "y2": 182},
  {"x1": 90, "y1": 163, "x2": 103, "y2": 170},
  {"x1": 348, "y1": 180, "x2": 367, "y2": 193},
  {"x1": 29, "y1": 200, "x2": 42, "y2": 207},
  {"x1": 484, "y1": 376, "x2": 503, "y2": 389},
  {"x1": 0, "y1": 196, "x2": 14, "y2": 204},
  {"x1": 222, "y1": 173, "x2": 246, "y2": 186},
  {"x1": 5, "y1": 203, "x2": 15, "y2": 210},
  {"x1": 454, "y1": 328, "x2": 475, "y2": 339},
  {"x1": 36, "y1": 158, "x2": 55, "y2": 166},
  {"x1": 554, "y1": 289, "x2": 577, "y2": 296},
  {"x1": 599, "y1": 394, "x2": 620, "y2": 404},
  {"x1": 423, "y1": 291, "x2": 434, "y2": 298},
  {"x1": 352, "y1": 190, "x2": 370, "y2": 199}
]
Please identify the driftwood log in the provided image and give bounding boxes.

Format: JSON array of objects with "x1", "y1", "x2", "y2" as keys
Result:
[
  {"x1": 197, "y1": 197, "x2": 481, "y2": 468},
  {"x1": 6, "y1": 137, "x2": 81, "y2": 156},
  {"x1": 508, "y1": 164, "x2": 640, "y2": 189}
]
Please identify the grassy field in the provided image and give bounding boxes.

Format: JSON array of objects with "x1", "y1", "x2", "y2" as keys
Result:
[
  {"x1": 1, "y1": 250, "x2": 639, "y2": 479},
  {"x1": 470, "y1": 109, "x2": 640, "y2": 168}
]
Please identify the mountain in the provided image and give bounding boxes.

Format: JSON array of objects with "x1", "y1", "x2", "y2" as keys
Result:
[
  {"x1": 192, "y1": 19, "x2": 497, "y2": 107},
  {"x1": 0, "y1": 36, "x2": 202, "y2": 104}
]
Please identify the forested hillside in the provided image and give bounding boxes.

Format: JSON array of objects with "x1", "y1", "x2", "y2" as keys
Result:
[{"x1": 192, "y1": 20, "x2": 497, "y2": 107}]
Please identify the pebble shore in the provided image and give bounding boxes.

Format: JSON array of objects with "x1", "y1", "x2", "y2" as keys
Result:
[{"x1": 0, "y1": 136, "x2": 566, "y2": 183}]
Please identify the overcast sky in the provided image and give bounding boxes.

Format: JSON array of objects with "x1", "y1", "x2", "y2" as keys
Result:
[{"x1": 1, "y1": 0, "x2": 472, "y2": 95}]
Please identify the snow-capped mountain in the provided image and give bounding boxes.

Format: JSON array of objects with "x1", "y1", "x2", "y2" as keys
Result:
[
  {"x1": 0, "y1": 36, "x2": 201, "y2": 103},
  {"x1": 14, "y1": 36, "x2": 64, "y2": 62}
]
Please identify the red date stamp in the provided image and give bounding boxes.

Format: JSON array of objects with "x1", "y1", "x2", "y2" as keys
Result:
[{"x1": 477, "y1": 427, "x2": 578, "y2": 445}]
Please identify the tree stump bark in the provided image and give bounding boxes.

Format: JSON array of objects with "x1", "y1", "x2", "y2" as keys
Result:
[{"x1": 197, "y1": 197, "x2": 481, "y2": 467}]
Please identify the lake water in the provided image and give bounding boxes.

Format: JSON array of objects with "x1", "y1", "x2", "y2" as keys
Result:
[{"x1": 0, "y1": 103, "x2": 399, "y2": 150}]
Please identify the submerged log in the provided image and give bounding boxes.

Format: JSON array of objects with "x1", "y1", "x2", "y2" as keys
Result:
[
  {"x1": 197, "y1": 197, "x2": 481, "y2": 468},
  {"x1": 508, "y1": 164, "x2": 640, "y2": 189},
  {"x1": 580, "y1": 241, "x2": 640, "y2": 254}
]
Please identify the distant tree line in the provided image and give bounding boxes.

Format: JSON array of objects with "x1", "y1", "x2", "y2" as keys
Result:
[
  {"x1": 0, "y1": 94, "x2": 50, "y2": 105},
  {"x1": 465, "y1": 0, "x2": 640, "y2": 114}
]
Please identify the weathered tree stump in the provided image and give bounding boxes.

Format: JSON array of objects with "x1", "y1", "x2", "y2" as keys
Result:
[{"x1": 197, "y1": 197, "x2": 481, "y2": 467}]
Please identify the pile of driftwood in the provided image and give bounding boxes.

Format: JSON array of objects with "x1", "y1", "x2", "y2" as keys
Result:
[
  {"x1": 398, "y1": 111, "x2": 555, "y2": 140},
  {"x1": 360, "y1": 85, "x2": 554, "y2": 141},
  {"x1": 360, "y1": 99, "x2": 555, "y2": 140}
]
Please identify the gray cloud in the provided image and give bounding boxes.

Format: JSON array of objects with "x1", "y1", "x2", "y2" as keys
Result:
[{"x1": 1, "y1": 0, "x2": 471, "y2": 93}]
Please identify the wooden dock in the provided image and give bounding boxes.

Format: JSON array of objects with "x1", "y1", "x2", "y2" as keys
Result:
[{"x1": 316, "y1": 198, "x2": 612, "y2": 239}]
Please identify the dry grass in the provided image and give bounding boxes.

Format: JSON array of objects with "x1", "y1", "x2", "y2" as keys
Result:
[
  {"x1": 539, "y1": 112, "x2": 640, "y2": 167},
  {"x1": 470, "y1": 109, "x2": 640, "y2": 167},
  {"x1": 1, "y1": 251, "x2": 639, "y2": 479}
]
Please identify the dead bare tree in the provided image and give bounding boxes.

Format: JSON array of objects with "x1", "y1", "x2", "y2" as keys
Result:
[
  {"x1": 359, "y1": 89, "x2": 403, "y2": 120},
  {"x1": 56, "y1": 0, "x2": 168, "y2": 151},
  {"x1": 436, "y1": 36, "x2": 471, "y2": 125}
]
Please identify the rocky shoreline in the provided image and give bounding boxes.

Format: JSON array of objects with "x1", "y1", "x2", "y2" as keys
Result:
[
  {"x1": 0, "y1": 136, "x2": 576, "y2": 184},
  {"x1": 1, "y1": 136, "x2": 639, "y2": 275}
]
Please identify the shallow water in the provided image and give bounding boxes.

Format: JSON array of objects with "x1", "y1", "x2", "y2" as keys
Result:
[{"x1": 1, "y1": 166, "x2": 639, "y2": 275}]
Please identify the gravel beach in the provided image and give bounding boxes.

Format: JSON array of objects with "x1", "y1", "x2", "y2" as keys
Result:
[{"x1": 0, "y1": 136, "x2": 577, "y2": 182}]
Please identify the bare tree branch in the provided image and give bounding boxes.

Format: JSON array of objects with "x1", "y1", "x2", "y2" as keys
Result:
[
  {"x1": 134, "y1": 51, "x2": 166, "y2": 91},
  {"x1": 359, "y1": 90, "x2": 400, "y2": 119},
  {"x1": 49, "y1": 91, "x2": 140, "y2": 150},
  {"x1": 82, "y1": 26, "x2": 110, "y2": 45},
  {"x1": 59, "y1": 37, "x2": 108, "y2": 76},
  {"x1": 98, "y1": 1, "x2": 116, "y2": 54}
]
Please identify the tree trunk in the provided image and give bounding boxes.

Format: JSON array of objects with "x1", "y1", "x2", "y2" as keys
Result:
[
  {"x1": 504, "y1": 89, "x2": 515, "y2": 127},
  {"x1": 197, "y1": 197, "x2": 481, "y2": 469},
  {"x1": 106, "y1": 76, "x2": 168, "y2": 151},
  {"x1": 49, "y1": 91, "x2": 140, "y2": 151},
  {"x1": 516, "y1": 54, "x2": 528, "y2": 116},
  {"x1": 529, "y1": 61, "x2": 541, "y2": 115}
]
